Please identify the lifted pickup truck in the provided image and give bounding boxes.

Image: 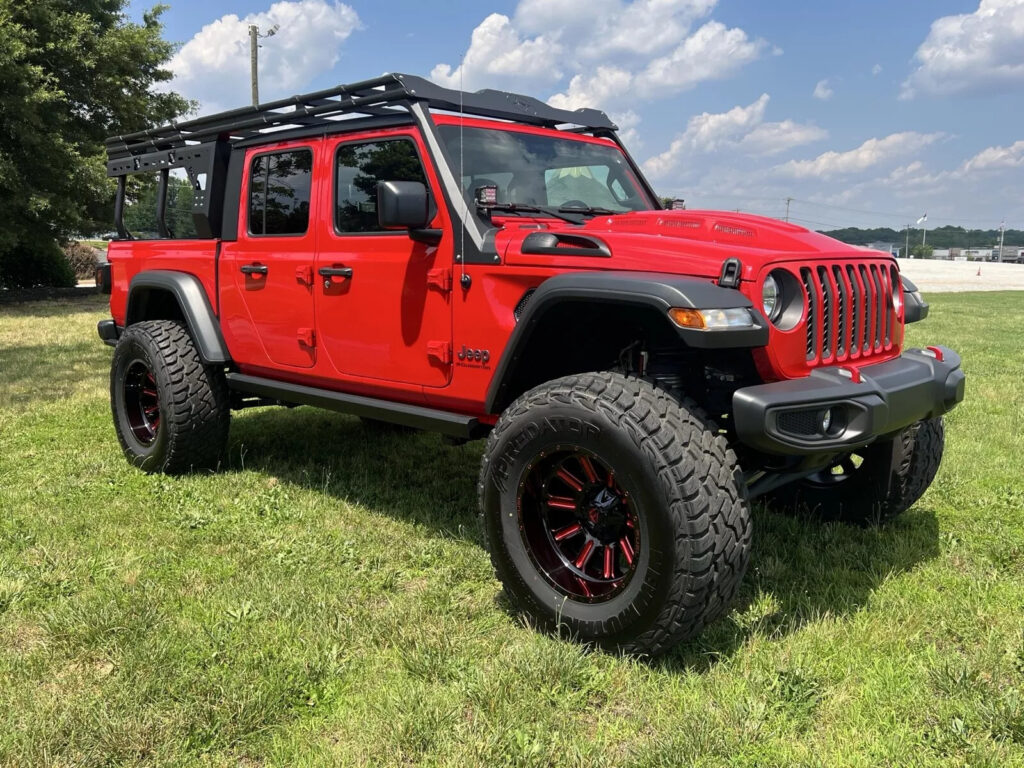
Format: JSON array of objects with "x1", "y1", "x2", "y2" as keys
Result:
[{"x1": 97, "y1": 73, "x2": 964, "y2": 655}]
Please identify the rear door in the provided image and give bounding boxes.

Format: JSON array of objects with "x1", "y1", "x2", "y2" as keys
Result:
[
  {"x1": 314, "y1": 132, "x2": 453, "y2": 387},
  {"x1": 220, "y1": 141, "x2": 319, "y2": 369}
]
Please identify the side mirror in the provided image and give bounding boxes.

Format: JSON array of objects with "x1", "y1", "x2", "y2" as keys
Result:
[{"x1": 377, "y1": 180, "x2": 430, "y2": 229}]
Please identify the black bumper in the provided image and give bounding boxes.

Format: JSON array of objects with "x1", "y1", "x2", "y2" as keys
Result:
[
  {"x1": 733, "y1": 347, "x2": 965, "y2": 455},
  {"x1": 97, "y1": 319, "x2": 121, "y2": 347}
]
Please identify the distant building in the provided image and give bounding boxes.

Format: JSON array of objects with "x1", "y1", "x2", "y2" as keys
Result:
[
  {"x1": 993, "y1": 245, "x2": 1019, "y2": 262},
  {"x1": 932, "y1": 248, "x2": 951, "y2": 260},
  {"x1": 962, "y1": 248, "x2": 993, "y2": 261}
]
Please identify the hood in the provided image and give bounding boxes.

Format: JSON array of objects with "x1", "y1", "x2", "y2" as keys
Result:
[{"x1": 500, "y1": 210, "x2": 892, "y2": 280}]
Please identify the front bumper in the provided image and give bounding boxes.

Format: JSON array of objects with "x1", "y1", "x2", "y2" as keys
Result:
[{"x1": 733, "y1": 347, "x2": 965, "y2": 455}]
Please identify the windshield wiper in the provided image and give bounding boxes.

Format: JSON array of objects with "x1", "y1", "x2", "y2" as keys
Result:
[
  {"x1": 557, "y1": 204, "x2": 622, "y2": 217},
  {"x1": 483, "y1": 203, "x2": 584, "y2": 224}
]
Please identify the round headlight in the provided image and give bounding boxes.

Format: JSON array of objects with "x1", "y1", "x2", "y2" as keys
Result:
[{"x1": 762, "y1": 274, "x2": 781, "y2": 321}]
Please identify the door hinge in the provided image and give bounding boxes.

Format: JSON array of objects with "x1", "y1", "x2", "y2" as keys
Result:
[
  {"x1": 427, "y1": 268, "x2": 452, "y2": 293},
  {"x1": 298, "y1": 327, "x2": 316, "y2": 347},
  {"x1": 427, "y1": 340, "x2": 451, "y2": 365},
  {"x1": 296, "y1": 265, "x2": 314, "y2": 286}
]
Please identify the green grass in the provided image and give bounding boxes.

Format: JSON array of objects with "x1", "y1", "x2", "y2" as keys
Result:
[
  {"x1": 77, "y1": 240, "x2": 109, "y2": 251},
  {"x1": 1, "y1": 293, "x2": 1023, "y2": 767}
]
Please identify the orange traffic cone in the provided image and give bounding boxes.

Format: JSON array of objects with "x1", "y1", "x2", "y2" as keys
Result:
[{"x1": 976, "y1": 264, "x2": 982, "y2": 276}]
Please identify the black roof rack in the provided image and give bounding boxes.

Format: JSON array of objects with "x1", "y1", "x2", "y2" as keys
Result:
[
  {"x1": 104, "y1": 73, "x2": 622, "y2": 243},
  {"x1": 105, "y1": 72, "x2": 616, "y2": 161}
]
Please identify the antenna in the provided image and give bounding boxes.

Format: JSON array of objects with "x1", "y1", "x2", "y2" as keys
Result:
[{"x1": 458, "y1": 59, "x2": 468, "y2": 290}]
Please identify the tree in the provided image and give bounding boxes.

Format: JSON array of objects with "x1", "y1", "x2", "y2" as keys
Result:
[
  {"x1": 123, "y1": 176, "x2": 197, "y2": 238},
  {"x1": 910, "y1": 243, "x2": 934, "y2": 259},
  {"x1": 0, "y1": 1, "x2": 190, "y2": 287}
]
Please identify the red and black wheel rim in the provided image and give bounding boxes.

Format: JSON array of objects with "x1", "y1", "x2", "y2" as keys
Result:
[
  {"x1": 517, "y1": 447, "x2": 640, "y2": 603},
  {"x1": 123, "y1": 360, "x2": 160, "y2": 445}
]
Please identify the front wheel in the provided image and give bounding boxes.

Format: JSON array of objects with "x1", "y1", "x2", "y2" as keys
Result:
[
  {"x1": 767, "y1": 417, "x2": 945, "y2": 525},
  {"x1": 478, "y1": 372, "x2": 751, "y2": 656}
]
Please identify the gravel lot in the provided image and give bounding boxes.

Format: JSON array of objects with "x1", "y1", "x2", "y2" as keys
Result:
[{"x1": 897, "y1": 257, "x2": 1024, "y2": 292}]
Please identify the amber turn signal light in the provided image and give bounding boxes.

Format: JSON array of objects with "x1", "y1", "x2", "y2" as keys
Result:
[{"x1": 668, "y1": 308, "x2": 704, "y2": 328}]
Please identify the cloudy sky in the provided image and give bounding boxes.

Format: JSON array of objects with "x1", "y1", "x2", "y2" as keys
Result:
[{"x1": 138, "y1": 0, "x2": 1024, "y2": 230}]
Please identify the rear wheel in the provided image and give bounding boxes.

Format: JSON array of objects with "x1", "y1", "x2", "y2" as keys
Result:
[
  {"x1": 111, "y1": 320, "x2": 230, "y2": 474},
  {"x1": 768, "y1": 417, "x2": 945, "y2": 525},
  {"x1": 479, "y1": 372, "x2": 751, "y2": 656}
]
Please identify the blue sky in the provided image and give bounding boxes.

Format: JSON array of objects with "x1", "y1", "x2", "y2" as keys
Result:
[{"x1": 133, "y1": 0, "x2": 1024, "y2": 231}]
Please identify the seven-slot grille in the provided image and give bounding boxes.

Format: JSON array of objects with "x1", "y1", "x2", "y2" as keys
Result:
[{"x1": 798, "y1": 262, "x2": 900, "y2": 366}]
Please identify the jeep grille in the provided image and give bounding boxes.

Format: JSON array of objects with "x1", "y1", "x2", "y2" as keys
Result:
[{"x1": 799, "y1": 262, "x2": 900, "y2": 367}]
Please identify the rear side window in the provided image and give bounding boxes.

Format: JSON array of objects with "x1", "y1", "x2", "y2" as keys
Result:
[
  {"x1": 335, "y1": 139, "x2": 428, "y2": 233},
  {"x1": 248, "y1": 149, "x2": 313, "y2": 236}
]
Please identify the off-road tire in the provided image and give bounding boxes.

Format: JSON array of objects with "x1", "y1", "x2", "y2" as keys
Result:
[
  {"x1": 768, "y1": 417, "x2": 944, "y2": 525},
  {"x1": 478, "y1": 372, "x2": 752, "y2": 656},
  {"x1": 111, "y1": 320, "x2": 230, "y2": 474}
]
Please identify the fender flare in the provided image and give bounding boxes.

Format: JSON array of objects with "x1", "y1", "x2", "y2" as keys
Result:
[
  {"x1": 126, "y1": 270, "x2": 230, "y2": 364},
  {"x1": 484, "y1": 271, "x2": 768, "y2": 414}
]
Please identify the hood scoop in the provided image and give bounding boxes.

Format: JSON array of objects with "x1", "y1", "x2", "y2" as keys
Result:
[{"x1": 521, "y1": 231, "x2": 611, "y2": 258}]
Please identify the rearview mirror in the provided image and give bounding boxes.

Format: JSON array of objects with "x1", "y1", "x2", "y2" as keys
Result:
[{"x1": 377, "y1": 180, "x2": 430, "y2": 229}]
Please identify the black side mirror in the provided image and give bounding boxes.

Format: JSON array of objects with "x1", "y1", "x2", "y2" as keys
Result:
[{"x1": 377, "y1": 180, "x2": 430, "y2": 229}]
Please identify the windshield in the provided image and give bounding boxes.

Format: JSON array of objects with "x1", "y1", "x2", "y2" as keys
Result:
[{"x1": 438, "y1": 125, "x2": 655, "y2": 214}]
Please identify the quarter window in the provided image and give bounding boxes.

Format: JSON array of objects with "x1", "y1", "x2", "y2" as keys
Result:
[
  {"x1": 248, "y1": 149, "x2": 313, "y2": 236},
  {"x1": 335, "y1": 139, "x2": 428, "y2": 233}
]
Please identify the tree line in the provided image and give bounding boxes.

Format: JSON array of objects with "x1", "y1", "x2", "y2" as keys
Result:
[{"x1": 821, "y1": 226, "x2": 1022, "y2": 250}]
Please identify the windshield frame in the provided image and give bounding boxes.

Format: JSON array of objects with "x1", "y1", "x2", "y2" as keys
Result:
[{"x1": 434, "y1": 117, "x2": 660, "y2": 220}]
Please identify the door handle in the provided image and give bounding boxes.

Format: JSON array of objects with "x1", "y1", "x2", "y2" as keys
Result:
[
  {"x1": 240, "y1": 264, "x2": 268, "y2": 275},
  {"x1": 318, "y1": 266, "x2": 353, "y2": 279}
]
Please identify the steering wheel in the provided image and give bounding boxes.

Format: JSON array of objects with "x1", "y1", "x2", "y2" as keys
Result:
[{"x1": 558, "y1": 200, "x2": 589, "y2": 210}]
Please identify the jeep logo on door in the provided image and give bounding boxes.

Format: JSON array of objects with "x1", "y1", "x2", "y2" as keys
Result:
[{"x1": 456, "y1": 345, "x2": 490, "y2": 367}]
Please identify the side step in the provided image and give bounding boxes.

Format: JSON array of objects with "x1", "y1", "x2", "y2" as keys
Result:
[{"x1": 225, "y1": 373, "x2": 486, "y2": 439}]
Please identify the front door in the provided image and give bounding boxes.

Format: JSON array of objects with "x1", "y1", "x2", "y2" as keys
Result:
[
  {"x1": 221, "y1": 142, "x2": 319, "y2": 370},
  {"x1": 315, "y1": 133, "x2": 452, "y2": 387}
]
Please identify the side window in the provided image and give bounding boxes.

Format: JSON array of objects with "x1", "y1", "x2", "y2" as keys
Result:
[
  {"x1": 248, "y1": 149, "x2": 313, "y2": 236},
  {"x1": 335, "y1": 139, "x2": 428, "y2": 233}
]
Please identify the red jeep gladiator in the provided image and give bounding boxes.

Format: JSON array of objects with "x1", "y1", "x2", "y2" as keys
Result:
[{"x1": 97, "y1": 74, "x2": 964, "y2": 655}]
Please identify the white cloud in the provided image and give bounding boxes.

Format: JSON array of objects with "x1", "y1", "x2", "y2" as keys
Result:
[
  {"x1": 430, "y1": 13, "x2": 563, "y2": 91},
  {"x1": 902, "y1": 0, "x2": 1024, "y2": 98},
  {"x1": 433, "y1": 1, "x2": 769, "y2": 111},
  {"x1": 549, "y1": 21, "x2": 767, "y2": 109},
  {"x1": 960, "y1": 139, "x2": 1024, "y2": 172},
  {"x1": 514, "y1": 0, "x2": 718, "y2": 58},
  {"x1": 643, "y1": 94, "x2": 826, "y2": 178},
  {"x1": 871, "y1": 63, "x2": 883, "y2": 76},
  {"x1": 777, "y1": 132, "x2": 944, "y2": 179},
  {"x1": 739, "y1": 120, "x2": 829, "y2": 156},
  {"x1": 168, "y1": 0, "x2": 360, "y2": 114},
  {"x1": 812, "y1": 79, "x2": 833, "y2": 100}
]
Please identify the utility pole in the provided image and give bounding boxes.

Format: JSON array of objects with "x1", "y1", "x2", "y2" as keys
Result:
[
  {"x1": 998, "y1": 219, "x2": 1006, "y2": 262},
  {"x1": 905, "y1": 224, "x2": 910, "y2": 258},
  {"x1": 784, "y1": 197, "x2": 793, "y2": 222},
  {"x1": 249, "y1": 25, "x2": 259, "y2": 106},
  {"x1": 248, "y1": 23, "x2": 280, "y2": 106}
]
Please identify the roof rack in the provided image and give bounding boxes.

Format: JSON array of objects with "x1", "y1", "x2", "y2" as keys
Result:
[
  {"x1": 104, "y1": 73, "x2": 619, "y2": 242},
  {"x1": 105, "y1": 73, "x2": 616, "y2": 160}
]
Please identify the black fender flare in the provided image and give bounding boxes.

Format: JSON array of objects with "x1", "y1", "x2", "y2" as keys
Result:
[
  {"x1": 126, "y1": 270, "x2": 230, "y2": 364},
  {"x1": 484, "y1": 271, "x2": 768, "y2": 414}
]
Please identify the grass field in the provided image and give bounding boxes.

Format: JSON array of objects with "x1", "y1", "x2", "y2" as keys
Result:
[{"x1": 1, "y1": 293, "x2": 1022, "y2": 767}]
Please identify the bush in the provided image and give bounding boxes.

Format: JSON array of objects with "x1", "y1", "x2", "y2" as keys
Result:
[
  {"x1": 63, "y1": 241, "x2": 104, "y2": 280},
  {"x1": 0, "y1": 239, "x2": 77, "y2": 289}
]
